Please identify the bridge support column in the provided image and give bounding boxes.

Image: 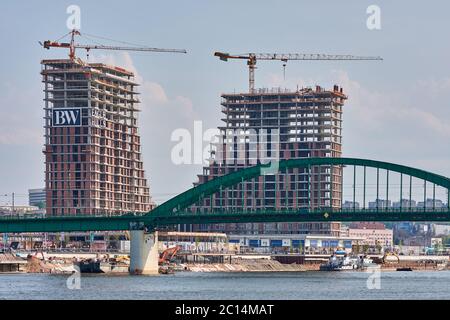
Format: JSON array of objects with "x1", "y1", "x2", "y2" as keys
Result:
[{"x1": 129, "y1": 230, "x2": 159, "y2": 275}]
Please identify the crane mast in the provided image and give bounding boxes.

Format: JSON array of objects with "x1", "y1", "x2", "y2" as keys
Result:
[
  {"x1": 41, "y1": 29, "x2": 187, "y2": 60},
  {"x1": 214, "y1": 51, "x2": 383, "y2": 93}
]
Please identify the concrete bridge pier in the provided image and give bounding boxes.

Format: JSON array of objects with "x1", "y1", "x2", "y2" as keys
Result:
[{"x1": 129, "y1": 230, "x2": 159, "y2": 275}]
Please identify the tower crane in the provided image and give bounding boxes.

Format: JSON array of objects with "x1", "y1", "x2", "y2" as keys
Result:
[
  {"x1": 214, "y1": 52, "x2": 382, "y2": 93},
  {"x1": 40, "y1": 29, "x2": 187, "y2": 60}
]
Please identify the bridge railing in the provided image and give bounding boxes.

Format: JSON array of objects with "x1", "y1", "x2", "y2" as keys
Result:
[
  {"x1": 162, "y1": 207, "x2": 450, "y2": 217},
  {"x1": 0, "y1": 211, "x2": 148, "y2": 221},
  {"x1": 1, "y1": 207, "x2": 449, "y2": 223}
]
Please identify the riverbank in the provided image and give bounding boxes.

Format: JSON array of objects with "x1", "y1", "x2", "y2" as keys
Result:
[
  {"x1": 187, "y1": 264, "x2": 449, "y2": 273},
  {"x1": 188, "y1": 259, "x2": 306, "y2": 272},
  {"x1": 1, "y1": 252, "x2": 130, "y2": 275},
  {"x1": 2, "y1": 252, "x2": 449, "y2": 275},
  {"x1": 185, "y1": 254, "x2": 449, "y2": 273}
]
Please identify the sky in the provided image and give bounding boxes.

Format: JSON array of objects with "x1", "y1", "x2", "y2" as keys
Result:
[{"x1": 1, "y1": 0, "x2": 450, "y2": 205}]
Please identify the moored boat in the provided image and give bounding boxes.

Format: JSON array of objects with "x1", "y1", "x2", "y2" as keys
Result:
[{"x1": 320, "y1": 255, "x2": 359, "y2": 271}]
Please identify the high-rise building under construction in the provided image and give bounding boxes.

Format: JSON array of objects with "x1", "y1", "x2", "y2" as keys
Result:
[
  {"x1": 193, "y1": 86, "x2": 346, "y2": 235},
  {"x1": 42, "y1": 58, "x2": 152, "y2": 216}
]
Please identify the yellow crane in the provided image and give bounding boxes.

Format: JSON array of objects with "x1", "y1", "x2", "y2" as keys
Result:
[
  {"x1": 40, "y1": 29, "x2": 187, "y2": 60},
  {"x1": 214, "y1": 51, "x2": 383, "y2": 93}
]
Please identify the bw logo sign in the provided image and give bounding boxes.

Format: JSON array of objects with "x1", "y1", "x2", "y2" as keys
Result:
[{"x1": 52, "y1": 108, "x2": 81, "y2": 126}]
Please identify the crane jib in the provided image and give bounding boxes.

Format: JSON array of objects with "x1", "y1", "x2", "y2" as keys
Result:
[
  {"x1": 41, "y1": 30, "x2": 187, "y2": 59},
  {"x1": 214, "y1": 51, "x2": 383, "y2": 92}
]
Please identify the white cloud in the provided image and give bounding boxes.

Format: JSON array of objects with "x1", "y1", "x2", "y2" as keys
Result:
[
  {"x1": 264, "y1": 69, "x2": 450, "y2": 175},
  {"x1": 142, "y1": 82, "x2": 168, "y2": 104},
  {"x1": 89, "y1": 52, "x2": 194, "y2": 118},
  {"x1": 88, "y1": 52, "x2": 200, "y2": 202}
]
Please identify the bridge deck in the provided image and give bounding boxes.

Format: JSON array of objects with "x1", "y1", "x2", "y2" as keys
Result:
[
  {"x1": 0, "y1": 209, "x2": 449, "y2": 233},
  {"x1": 1, "y1": 158, "x2": 449, "y2": 233}
]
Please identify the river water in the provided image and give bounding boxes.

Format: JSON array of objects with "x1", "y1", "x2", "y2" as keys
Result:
[{"x1": 1, "y1": 271, "x2": 449, "y2": 300}]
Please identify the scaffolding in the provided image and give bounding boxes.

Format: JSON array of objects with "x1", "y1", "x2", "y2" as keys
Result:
[
  {"x1": 41, "y1": 58, "x2": 152, "y2": 216},
  {"x1": 193, "y1": 86, "x2": 347, "y2": 235}
]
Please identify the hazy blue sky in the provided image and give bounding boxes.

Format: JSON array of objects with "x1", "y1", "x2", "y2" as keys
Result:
[{"x1": 1, "y1": 1, "x2": 450, "y2": 205}]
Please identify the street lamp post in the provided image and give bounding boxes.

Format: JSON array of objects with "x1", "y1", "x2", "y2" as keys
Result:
[
  {"x1": 1, "y1": 194, "x2": 10, "y2": 251},
  {"x1": 1, "y1": 193, "x2": 16, "y2": 218},
  {"x1": 1, "y1": 194, "x2": 8, "y2": 215},
  {"x1": 11, "y1": 192, "x2": 15, "y2": 218}
]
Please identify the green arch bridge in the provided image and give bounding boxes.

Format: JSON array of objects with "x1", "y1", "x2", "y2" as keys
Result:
[{"x1": 1, "y1": 157, "x2": 450, "y2": 234}]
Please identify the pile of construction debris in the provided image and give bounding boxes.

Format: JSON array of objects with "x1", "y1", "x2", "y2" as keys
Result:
[
  {"x1": 26, "y1": 255, "x2": 76, "y2": 274},
  {"x1": 189, "y1": 259, "x2": 305, "y2": 272}
]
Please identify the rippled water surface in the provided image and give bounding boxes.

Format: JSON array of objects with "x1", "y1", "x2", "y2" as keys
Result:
[{"x1": 1, "y1": 271, "x2": 449, "y2": 300}]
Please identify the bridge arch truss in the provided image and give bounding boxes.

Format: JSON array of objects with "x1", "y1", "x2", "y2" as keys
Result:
[{"x1": 151, "y1": 158, "x2": 450, "y2": 223}]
